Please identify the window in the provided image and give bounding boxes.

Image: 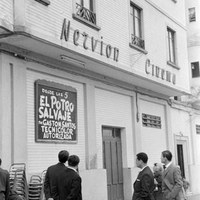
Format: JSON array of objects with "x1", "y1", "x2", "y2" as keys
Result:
[
  {"x1": 142, "y1": 113, "x2": 161, "y2": 129},
  {"x1": 130, "y1": 3, "x2": 145, "y2": 49},
  {"x1": 73, "y1": 0, "x2": 100, "y2": 30},
  {"x1": 167, "y1": 27, "x2": 176, "y2": 64},
  {"x1": 189, "y1": 7, "x2": 196, "y2": 22},
  {"x1": 196, "y1": 125, "x2": 200, "y2": 134},
  {"x1": 191, "y1": 62, "x2": 200, "y2": 78}
]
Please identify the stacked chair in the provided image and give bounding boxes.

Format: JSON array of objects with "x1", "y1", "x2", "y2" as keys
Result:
[
  {"x1": 9, "y1": 163, "x2": 28, "y2": 200},
  {"x1": 28, "y1": 170, "x2": 47, "y2": 200}
]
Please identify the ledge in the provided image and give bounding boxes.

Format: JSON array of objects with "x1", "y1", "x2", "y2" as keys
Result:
[
  {"x1": 34, "y1": 0, "x2": 50, "y2": 6},
  {"x1": 129, "y1": 43, "x2": 148, "y2": 54},
  {"x1": 72, "y1": 14, "x2": 101, "y2": 31},
  {"x1": 167, "y1": 61, "x2": 180, "y2": 70}
]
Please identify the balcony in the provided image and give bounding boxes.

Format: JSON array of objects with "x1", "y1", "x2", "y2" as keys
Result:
[
  {"x1": 73, "y1": 3, "x2": 100, "y2": 30},
  {"x1": 131, "y1": 34, "x2": 145, "y2": 49}
]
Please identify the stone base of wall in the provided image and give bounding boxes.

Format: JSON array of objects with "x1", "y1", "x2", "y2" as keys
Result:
[{"x1": 80, "y1": 169, "x2": 108, "y2": 200}]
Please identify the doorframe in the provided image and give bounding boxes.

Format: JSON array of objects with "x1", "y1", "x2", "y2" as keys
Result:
[
  {"x1": 174, "y1": 134, "x2": 190, "y2": 184},
  {"x1": 102, "y1": 126, "x2": 124, "y2": 200}
]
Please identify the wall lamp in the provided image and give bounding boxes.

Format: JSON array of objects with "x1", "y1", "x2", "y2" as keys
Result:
[{"x1": 60, "y1": 55, "x2": 85, "y2": 67}]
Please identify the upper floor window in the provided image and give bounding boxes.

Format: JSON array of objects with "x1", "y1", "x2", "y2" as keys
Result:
[
  {"x1": 167, "y1": 27, "x2": 176, "y2": 65},
  {"x1": 189, "y1": 7, "x2": 196, "y2": 22},
  {"x1": 191, "y1": 62, "x2": 200, "y2": 78},
  {"x1": 73, "y1": 0, "x2": 100, "y2": 30},
  {"x1": 130, "y1": 3, "x2": 145, "y2": 50}
]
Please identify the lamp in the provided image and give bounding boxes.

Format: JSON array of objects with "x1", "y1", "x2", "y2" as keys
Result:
[{"x1": 60, "y1": 55, "x2": 85, "y2": 67}]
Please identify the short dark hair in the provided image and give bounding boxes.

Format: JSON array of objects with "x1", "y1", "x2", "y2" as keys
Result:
[
  {"x1": 68, "y1": 155, "x2": 80, "y2": 167},
  {"x1": 58, "y1": 150, "x2": 69, "y2": 163},
  {"x1": 162, "y1": 150, "x2": 172, "y2": 161},
  {"x1": 136, "y1": 152, "x2": 148, "y2": 163}
]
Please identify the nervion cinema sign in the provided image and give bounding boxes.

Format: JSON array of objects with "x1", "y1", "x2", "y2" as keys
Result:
[
  {"x1": 35, "y1": 80, "x2": 77, "y2": 143},
  {"x1": 60, "y1": 18, "x2": 119, "y2": 62}
]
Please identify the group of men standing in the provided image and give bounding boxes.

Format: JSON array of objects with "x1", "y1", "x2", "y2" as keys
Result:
[
  {"x1": 132, "y1": 150, "x2": 185, "y2": 200},
  {"x1": 0, "y1": 149, "x2": 185, "y2": 200},
  {"x1": 44, "y1": 151, "x2": 82, "y2": 200}
]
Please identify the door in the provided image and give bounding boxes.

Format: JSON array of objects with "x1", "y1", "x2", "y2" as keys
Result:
[
  {"x1": 177, "y1": 144, "x2": 185, "y2": 178},
  {"x1": 102, "y1": 127, "x2": 124, "y2": 200},
  {"x1": 176, "y1": 139, "x2": 189, "y2": 180}
]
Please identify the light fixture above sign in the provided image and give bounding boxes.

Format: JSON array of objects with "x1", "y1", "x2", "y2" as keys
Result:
[{"x1": 60, "y1": 55, "x2": 85, "y2": 67}]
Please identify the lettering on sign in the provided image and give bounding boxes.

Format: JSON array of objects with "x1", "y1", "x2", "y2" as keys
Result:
[
  {"x1": 60, "y1": 18, "x2": 119, "y2": 62},
  {"x1": 35, "y1": 80, "x2": 77, "y2": 143},
  {"x1": 145, "y1": 59, "x2": 176, "y2": 85}
]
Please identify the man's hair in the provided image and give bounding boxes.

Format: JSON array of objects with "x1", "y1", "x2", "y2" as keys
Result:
[
  {"x1": 162, "y1": 150, "x2": 172, "y2": 161},
  {"x1": 0, "y1": 158, "x2": 1, "y2": 165},
  {"x1": 68, "y1": 155, "x2": 80, "y2": 167},
  {"x1": 136, "y1": 152, "x2": 148, "y2": 163},
  {"x1": 58, "y1": 150, "x2": 69, "y2": 163}
]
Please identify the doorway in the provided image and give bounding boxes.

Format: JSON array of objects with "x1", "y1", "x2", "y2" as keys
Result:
[
  {"x1": 102, "y1": 127, "x2": 124, "y2": 200},
  {"x1": 176, "y1": 138, "x2": 189, "y2": 180}
]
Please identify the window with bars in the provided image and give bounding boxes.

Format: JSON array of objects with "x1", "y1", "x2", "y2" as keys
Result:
[
  {"x1": 191, "y1": 62, "x2": 200, "y2": 78},
  {"x1": 189, "y1": 7, "x2": 196, "y2": 22},
  {"x1": 167, "y1": 27, "x2": 176, "y2": 65},
  {"x1": 73, "y1": 0, "x2": 100, "y2": 30},
  {"x1": 142, "y1": 113, "x2": 161, "y2": 129},
  {"x1": 196, "y1": 125, "x2": 200, "y2": 134},
  {"x1": 130, "y1": 3, "x2": 145, "y2": 49}
]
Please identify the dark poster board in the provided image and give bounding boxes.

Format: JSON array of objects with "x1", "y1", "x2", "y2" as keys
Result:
[{"x1": 35, "y1": 80, "x2": 77, "y2": 143}]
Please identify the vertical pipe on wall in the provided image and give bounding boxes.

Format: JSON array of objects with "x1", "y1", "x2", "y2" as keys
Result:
[
  {"x1": 189, "y1": 112, "x2": 195, "y2": 165},
  {"x1": 10, "y1": 63, "x2": 14, "y2": 164}
]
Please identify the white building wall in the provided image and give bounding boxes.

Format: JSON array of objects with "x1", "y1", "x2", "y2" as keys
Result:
[
  {"x1": 19, "y1": 0, "x2": 190, "y2": 93},
  {"x1": 130, "y1": 0, "x2": 189, "y2": 91},
  {"x1": 0, "y1": 0, "x2": 13, "y2": 28},
  {"x1": 26, "y1": 64, "x2": 86, "y2": 173},
  {"x1": 193, "y1": 115, "x2": 200, "y2": 165},
  {"x1": 95, "y1": 88, "x2": 135, "y2": 168},
  {"x1": 185, "y1": 0, "x2": 200, "y2": 88},
  {"x1": 139, "y1": 98, "x2": 167, "y2": 166},
  {"x1": 148, "y1": 0, "x2": 186, "y2": 25}
]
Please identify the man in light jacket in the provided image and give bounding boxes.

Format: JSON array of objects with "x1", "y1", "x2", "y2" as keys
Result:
[{"x1": 161, "y1": 150, "x2": 183, "y2": 200}]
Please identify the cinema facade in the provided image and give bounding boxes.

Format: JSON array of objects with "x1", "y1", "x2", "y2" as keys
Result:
[{"x1": 0, "y1": 0, "x2": 199, "y2": 199}]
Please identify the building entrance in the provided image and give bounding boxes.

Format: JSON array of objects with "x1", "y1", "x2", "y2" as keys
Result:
[{"x1": 102, "y1": 127, "x2": 124, "y2": 200}]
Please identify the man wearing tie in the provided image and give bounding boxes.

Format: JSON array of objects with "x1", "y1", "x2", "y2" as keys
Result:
[
  {"x1": 64, "y1": 155, "x2": 82, "y2": 200},
  {"x1": 132, "y1": 152, "x2": 155, "y2": 200},
  {"x1": 161, "y1": 150, "x2": 183, "y2": 200}
]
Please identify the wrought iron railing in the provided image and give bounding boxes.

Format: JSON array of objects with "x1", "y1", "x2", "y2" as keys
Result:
[
  {"x1": 75, "y1": 3, "x2": 96, "y2": 25},
  {"x1": 131, "y1": 34, "x2": 145, "y2": 49}
]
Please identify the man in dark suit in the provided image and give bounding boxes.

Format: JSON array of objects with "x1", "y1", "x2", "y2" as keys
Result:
[
  {"x1": 64, "y1": 155, "x2": 82, "y2": 200},
  {"x1": 44, "y1": 150, "x2": 69, "y2": 200},
  {"x1": 161, "y1": 150, "x2": 183, "y2": 200},
  {"x1": 132, "y1": 152, "x2": 155, "y2": 200},
  {"x1": 0, "y1": 158, "x2": 10, "y2": 200}
]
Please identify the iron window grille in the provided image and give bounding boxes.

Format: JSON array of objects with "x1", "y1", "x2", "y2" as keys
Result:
[
  {"x1": 142, "y1": 113, "x2": 161, "y2": 129},
  {"x1": 131, "y1": 34, "x2": 145, "y2": 49},
  {"x1": 75, "y1": 2, "x2": 96, "y2": 25}
]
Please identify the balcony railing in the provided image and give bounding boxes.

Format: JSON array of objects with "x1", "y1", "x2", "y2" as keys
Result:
[
  {"x1": 131, "y1": 34, "x2": 145, "y2": 49},
  {"x1": 75, "y1": 3, "x2": 96, "y2": 25}
]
